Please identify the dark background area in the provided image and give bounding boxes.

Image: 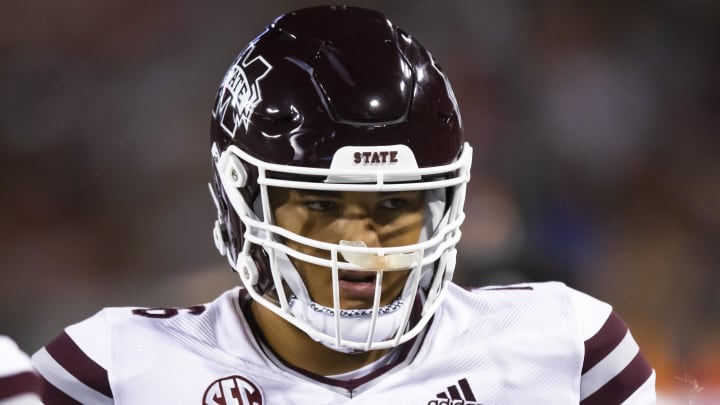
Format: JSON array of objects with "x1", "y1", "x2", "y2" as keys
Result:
[{"x1": 2, "y1": 1, "x2": 718, "y2": 402}]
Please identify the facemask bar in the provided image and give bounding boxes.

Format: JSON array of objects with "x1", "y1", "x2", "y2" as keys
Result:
[
  {"x1": 224, "y1": 144, "x2": 471, "y2": 191},
  {"x1": 212, "y1": 142, "x2": 472, "y2": 350},
  {"x1": 242, "y1": 211, "x2": 462, "y2": 351}
]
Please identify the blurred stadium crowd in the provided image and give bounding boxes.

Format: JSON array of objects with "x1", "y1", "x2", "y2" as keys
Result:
[{"x1": 1, "y1": 1, "x2": 718, "y2": 402}]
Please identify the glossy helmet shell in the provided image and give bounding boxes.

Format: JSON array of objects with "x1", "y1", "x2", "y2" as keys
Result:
[{"x1": 210, "y1": 5, "x2": 463, "y2": 291}]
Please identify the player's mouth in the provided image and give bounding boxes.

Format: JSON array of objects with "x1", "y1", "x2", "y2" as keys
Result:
[{"x1": 338, "y1": 271, "x2": 378, "y2": 299}]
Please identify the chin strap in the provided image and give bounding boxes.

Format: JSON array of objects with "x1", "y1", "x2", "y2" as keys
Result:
[{"x1": 287, "y1": 295, "x2": 408, "y2": 353}]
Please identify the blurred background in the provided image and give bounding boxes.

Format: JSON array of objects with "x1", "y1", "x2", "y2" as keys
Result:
[{"x1": 1, "y1": 0, "x2": 718, "y2": 402}]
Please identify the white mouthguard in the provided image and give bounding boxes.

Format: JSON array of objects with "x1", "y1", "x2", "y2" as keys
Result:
[{"x1": 339, "y1": 240, "x2": 418, "y2": 270}]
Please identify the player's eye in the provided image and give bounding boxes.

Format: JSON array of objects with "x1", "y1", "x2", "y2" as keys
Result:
[
  {"x1": 304, "y1": 200, "x2": 338, "y2": 212},
  {"x1": 378, "y1": 198, "x2": 407, "y2": 210}
]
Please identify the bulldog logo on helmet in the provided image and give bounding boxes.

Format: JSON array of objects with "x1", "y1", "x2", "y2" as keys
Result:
[{"x1": 213, "y1": 44, "x2": 272, "y2": 138}]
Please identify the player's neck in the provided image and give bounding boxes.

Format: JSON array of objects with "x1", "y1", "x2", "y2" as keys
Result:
[{"x1": 249, "y1": 300, "x2": 392, "y2": 376}]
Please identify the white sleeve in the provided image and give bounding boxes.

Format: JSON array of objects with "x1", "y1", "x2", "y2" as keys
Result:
[
  {"x1": 568, "y1": 287, "x2": 656, "y2": 404},
  {"x1": 0, "y1": 335, "x2": 43, "y2": 405},
  {"x1": 31, "y1": 310, "x2": 115, "y2": 405}
]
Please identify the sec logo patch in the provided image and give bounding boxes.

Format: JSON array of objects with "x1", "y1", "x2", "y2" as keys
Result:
[{"x1": 203, "y1": 375, "x2": 263, "y2": 405}]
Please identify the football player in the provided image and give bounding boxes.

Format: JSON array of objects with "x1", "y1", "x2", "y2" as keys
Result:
[
  {"x1": 0, "y1": 335, "x2": 43, "y2": 405},
  {"x1": 32, "y1": 6, "x2": 656, "y2": 404}
]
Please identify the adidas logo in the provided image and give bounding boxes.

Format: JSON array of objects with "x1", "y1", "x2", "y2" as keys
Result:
[{"x1": 427, "y1": 378, "x2": 482, "y2": 405}]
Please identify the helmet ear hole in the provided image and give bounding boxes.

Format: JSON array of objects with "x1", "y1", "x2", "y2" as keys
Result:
[{"x1": 226, "y1": 155, "x2": 248, "y2": 188}]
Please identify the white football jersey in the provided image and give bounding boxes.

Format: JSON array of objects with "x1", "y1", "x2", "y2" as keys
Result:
[
  {"x1": 0, "y1": 335, "x2": 43, "y2": 405},
  {"x1": 32, "y1": 282, "x2": 655, "y2": 404}
]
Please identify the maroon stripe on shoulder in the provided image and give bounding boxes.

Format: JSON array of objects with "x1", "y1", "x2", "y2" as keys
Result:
[
  {"x1": 582, "y1": 312, "x2": 628, "y2": 373},
  {"x1": 580, "y1": 351, "x2": 653, "y2": 405},
  {"x1": 0, "y1": 371, "x2": 43, "y2": 400},
  {"x1": 45, "y1": 332, "x2": 113, "y2": 397},
  {"x1": 39, "y1": 375, "x2": 83, "y2": 405}
]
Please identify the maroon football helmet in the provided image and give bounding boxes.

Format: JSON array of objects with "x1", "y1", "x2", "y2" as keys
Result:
[{"x1": 209, "y1": 5, "x2": 472, "y2": 351}]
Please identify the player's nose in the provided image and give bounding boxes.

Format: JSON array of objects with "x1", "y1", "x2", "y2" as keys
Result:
[{"x1": 339, "y1": 216, "x2": 382, "y2": 248}]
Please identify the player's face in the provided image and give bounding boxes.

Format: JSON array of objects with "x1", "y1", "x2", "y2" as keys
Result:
[{"x1": 269, "y1": 188, "x2": 425, "y2": 310}]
